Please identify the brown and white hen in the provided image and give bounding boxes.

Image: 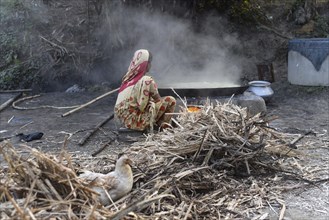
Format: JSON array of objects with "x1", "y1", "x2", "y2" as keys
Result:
[{"x1": 78, "y1": 155, "x2": 133, "y2": 206}]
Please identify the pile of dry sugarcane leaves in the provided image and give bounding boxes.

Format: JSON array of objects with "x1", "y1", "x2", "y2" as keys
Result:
[{"x1": 1, "y1": 99, "x2": 326, "y2": 219}]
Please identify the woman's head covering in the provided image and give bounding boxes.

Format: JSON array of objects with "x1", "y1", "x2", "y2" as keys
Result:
[{"x1": 119, "y1": 49, "x2": 151, "y2": 92}]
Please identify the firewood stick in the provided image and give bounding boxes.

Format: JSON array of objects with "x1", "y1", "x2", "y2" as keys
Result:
[
  {"x1": 4, "y1": 190, "x2": 26, "y2": 219},
  {"x1": 111, "y1": 194, "x2": 174, "y2": 220},
  {"x1": 61, "y1": 87, "x2": 119, "y2": 117},
  {"x1": 0, "y1": 134, "x2": 17, "y2": 142},
  {"x1": 78, "y1": 114, "x2": 115, "y2": 146},
  {"x1": 192, "y1": 129, "x2": 208, "y2": 162},
  {"x1": 91, "y1": 138, "x2": 116, "y2": 157},
  {"x1": 202, "y1": 146, "x2": 214, "y2": 166},
  {"x1": 0, "y1": 92, "x2": 22, "y2": 112},
  {"x1": 0, "y1": 89, "x2": 31, "y2": 93},
  {"x1": 289, "y1": 130, "x2": 314, "y2": 149}
]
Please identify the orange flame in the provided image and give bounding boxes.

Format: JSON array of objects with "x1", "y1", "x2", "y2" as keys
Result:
[{"x1": 187, "y1": 106, "x2": 201, "y2": 113}]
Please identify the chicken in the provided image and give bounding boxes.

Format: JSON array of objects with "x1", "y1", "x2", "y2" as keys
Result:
[{"x1": 78, "y1": 155, "x2": 133, "y2": 206}]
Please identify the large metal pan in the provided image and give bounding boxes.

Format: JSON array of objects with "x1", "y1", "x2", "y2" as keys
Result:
[{"x1": 158, "y1": 82, "x2": 248, "y2": 97}]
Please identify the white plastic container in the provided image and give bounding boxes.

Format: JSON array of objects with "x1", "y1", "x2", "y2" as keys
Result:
[{"x1": 288, "y1": 38, "x2": 329, "y2": 86}]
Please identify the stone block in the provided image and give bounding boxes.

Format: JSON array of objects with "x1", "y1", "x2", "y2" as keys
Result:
[{"x1": 234, "y1": 92, "x2": 267, "y2": 116}]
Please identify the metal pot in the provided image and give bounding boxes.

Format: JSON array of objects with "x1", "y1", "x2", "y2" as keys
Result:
[
  {"x1": 246, "y1": 80, "x2": 274, "y2": 101},
  {"x1": 158, "y1": 82, "x2": 248, "y2": 97}
]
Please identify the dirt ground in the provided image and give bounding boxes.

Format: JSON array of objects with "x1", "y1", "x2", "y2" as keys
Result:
[
  {"x1": 264, "y1": 82, "x2": 329, "y2": 219},
  {"x1": 0, "y1": 81, "x2": 328, "y2": 219}
]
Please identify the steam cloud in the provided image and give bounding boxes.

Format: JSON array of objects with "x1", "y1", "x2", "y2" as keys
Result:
[{"x1": 99, "y1": 4, "x2": 245, "y2": 87}]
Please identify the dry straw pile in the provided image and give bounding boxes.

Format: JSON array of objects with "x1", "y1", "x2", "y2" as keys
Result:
[{"x1": 1, "y1": 100, "x2": 312, "y2": 219}]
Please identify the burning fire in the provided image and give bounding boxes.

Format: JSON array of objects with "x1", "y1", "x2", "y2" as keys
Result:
[{"x1": 187, "y1": 106, "x2": 201, "y2": 113}]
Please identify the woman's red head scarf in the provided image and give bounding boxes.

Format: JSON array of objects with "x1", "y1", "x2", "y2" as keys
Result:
[{"x1": 119, "y1": 49, "x2": 150, "y2": 92}]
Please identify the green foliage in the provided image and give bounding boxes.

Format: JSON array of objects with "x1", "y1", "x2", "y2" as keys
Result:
[
  {"x1": 0, "y1": 63, "x2": 41, "y2": 90},
  {"x1": 229, "y1": 0, "x2": 267, "y2": 25},
  {"x1": 0, "y1": 0, "x2": 43, "y2": 90},
  {"x1": 0, "y1": 30, "x2": 26, "y2": 89},
  {"x1": 291, "y1": 0, "x2": 306, "y2": 11},
  {"x1": 0, "y1": 0, "x2": 25, "y2": 19},
  {"x1": 0, "y1": 32, "x2": 21, "y2": 75},
  {"x1": 196, "y1": 0, "x2": 232, "y2": 13},
  {"x1": 195, "y1": 0, "x2": 268, "y2": 25},
  {"x1": 0, "y1": 32, "x2": 18, "y2": 50},
  {"x1": 314, "y1": 15, "x2": 329, "y2": 37}
]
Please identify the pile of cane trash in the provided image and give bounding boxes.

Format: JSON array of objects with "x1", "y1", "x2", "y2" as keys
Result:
[{"x1": 0, "y1": 100, "x2": 320, "y2": 219}]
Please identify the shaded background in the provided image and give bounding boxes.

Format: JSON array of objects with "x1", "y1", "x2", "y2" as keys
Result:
[{"x1": 0, "y1": 0, "x2": 328, "y2": 91}]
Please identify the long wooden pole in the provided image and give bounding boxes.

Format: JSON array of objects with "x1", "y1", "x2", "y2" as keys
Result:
[{"x1": 61, "y1": 87, "x2": 119, "y2": 117}]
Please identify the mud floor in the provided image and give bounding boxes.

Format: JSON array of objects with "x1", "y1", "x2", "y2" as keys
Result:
[
  {"x1": 265, "y1": 82, "x2": 329, "y2": 220},
  {"x1": 0, "y1": 82, "x2": 328, "y2": 219}
]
